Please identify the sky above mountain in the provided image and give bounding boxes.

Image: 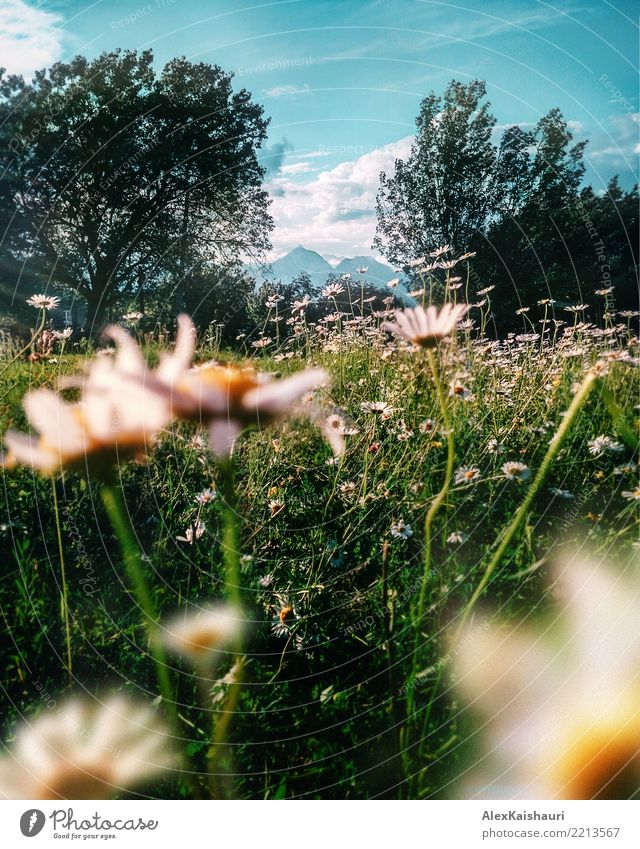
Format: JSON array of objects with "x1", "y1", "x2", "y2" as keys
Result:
[{"x1": 3, "y1": 0, "x2": 637, "y2": 258}]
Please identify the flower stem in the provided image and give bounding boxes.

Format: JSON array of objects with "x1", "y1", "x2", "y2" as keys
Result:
[
  {"x1": 404, "y1": 348, "x2": 455, "y2": 772},
  {"x1": 101, "y1": 482, "x2": 203, "y2": 798},
  {"x1": 412, "y1": 349, "x2": 454, "y2": 666},
  {"x1": 455, "y1": 371, "x2": 598, "y2": 639},
  {"x1": 100, "y1": 484, "x2": 176, "y2": 716},
  {"x1": 51, "y1": 478, "x2": 72, "y2": 686},
  {"x1": 208, "y1": 460, "x2": 245, "y2": 798}
]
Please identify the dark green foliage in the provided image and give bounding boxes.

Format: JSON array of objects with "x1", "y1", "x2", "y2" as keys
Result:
[
  {"x1": 375, "y1": 80, "x2": 638, "y2": 332},
  {"x1": 0, "y1": 50, "x2": 272, "y2": 332}
]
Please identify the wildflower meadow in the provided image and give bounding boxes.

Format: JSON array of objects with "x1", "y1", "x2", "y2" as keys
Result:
[
  {"x1": 0, "y1": 5, "x2": 638, "y2": 820},
  {"x1": 1, "y1": 261, "x2": 638, "y2": 800}
]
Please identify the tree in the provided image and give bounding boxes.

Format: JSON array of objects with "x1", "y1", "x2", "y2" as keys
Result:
[
  {"x1": 475, "y1": 110, "x2": 591, "y2": 323},
  {"x1": 374, "y1": 79, "x2": 496, "y2": 265},
  {"x1": 179, "y1": 265, "x2": 256, "y2": 345},
  {"x1": 374, "y1": 79, "x2": 637, "y2": 331},
  {"x1": 0, "y1": 50, "x2": 272, "y2": 331}
]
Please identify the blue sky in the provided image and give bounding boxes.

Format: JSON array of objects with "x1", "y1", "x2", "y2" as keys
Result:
[{"x1": 2, "y1": 0, "x2": 638, "y2": 257}]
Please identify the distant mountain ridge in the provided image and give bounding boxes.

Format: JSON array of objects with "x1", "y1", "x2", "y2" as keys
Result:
[{"x1": 245, "y1": 245, "x2": 397, "y2": 287}]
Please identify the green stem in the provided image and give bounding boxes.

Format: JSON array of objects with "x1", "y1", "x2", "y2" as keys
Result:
[
  {"x1": 51, "y1": 478, "x2": 72, "y2": 686},
  {"x1": 101, "y1": 483, "x2": 203, "y2": 797},
  {"x1": 208, "y1": 460, "x2": 245, "y2": 798},
  {"x1": 455, "y1": 371, "x2": 598, "y2": 639},
  {"x1": 218, "y1": 460, "x2": 242, "y2": 608},
  {"x1": 411, "y1": 372, "x2": 599, "y2": 798},
  {"x1": 404, "y1": 348, "x2": 455, "y2": 774},
  {"x1": 411, "y1": 349, "x2": 454, "y2": 670},
  {"x1": 100, "y1": 484, "x2": 177, "y2": 718}
]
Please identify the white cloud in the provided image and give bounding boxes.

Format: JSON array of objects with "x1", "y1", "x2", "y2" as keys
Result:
[
  {"x1": 267, "y1": 136, "x2": 413, "y2": 256},
  {"x1": 279, "y1": 162, "x2": 316, "y2": 175},
  {"x1": 263, "y1": 84, "x2": 311, "y2": 97},
  {"x1": 586, "y1": 113, "x2": 639, "y2": 168},
  {"x1": 290, "y1": 150, "x2": 331, "y2": 160},
  {"x1": 0, "y1": 0, "x2": 64, "y2": 77}
]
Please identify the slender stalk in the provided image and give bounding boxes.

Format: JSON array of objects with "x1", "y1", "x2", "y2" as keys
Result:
[
  {"x1": 101, "y1": 482, "x2": 203, "y2": 797},
  {"x1": 100, "y1": 484, "x2": 176, "y2": 717},
  {"x1": 411, "y1": 349, "x2": 454, "y2": 668},
  {"x1": 455, "y1": 371, "x2": 598, "y2": 639},
  {"x1": 208, "y1": 459, "x2": 245, "y2": 798},
  {"x1": 403, "y1": 348, "x2": 455, "y2": 779},
  {"x1": 411, "y1": 371, "x2": 599, "y2": 798},
  {"x1": 51, "y1": 478, "x2": 72, "y2": 685}
]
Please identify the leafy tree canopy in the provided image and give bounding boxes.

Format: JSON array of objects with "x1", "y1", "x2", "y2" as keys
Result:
[{"x1": 0, "y1": 49, "x2": 273, "y2": 332}]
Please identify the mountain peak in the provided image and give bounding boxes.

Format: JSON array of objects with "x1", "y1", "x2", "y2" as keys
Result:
[{"x1": 245, "y1": 245, "x2": 397, "y2": 287}]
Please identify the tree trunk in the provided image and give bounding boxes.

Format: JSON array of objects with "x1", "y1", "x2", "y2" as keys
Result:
[{"x1": 83, "y1": 286, "x2": 110, "y2": 337}]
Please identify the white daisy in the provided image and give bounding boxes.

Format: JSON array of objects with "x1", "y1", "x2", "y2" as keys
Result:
[
  {"x1": 26, "y1": 294, "x2": 61, "y2": 311},
  {"x1": 195, "y1": 487, "x2": 217, "y2": 505},
  {"x1": 455, "y1": 466, "x2": 481, "y2": 485},
  {"x1": 382, "y1": 303, "x2": 469, "y2": 348},
  {"x1": 176, "y1": 521, "x2": 206, "y2": 544},
  {"x1": 454, "y1": 555, "x2": 640, "y2": 799},
  {"x1": 390, "y1": 520, "x2": 413, "y2": 539},
  {"x1": 136, "y1": 315, "x2": 330, "y2": 457},
  {"x1": 271, "y1": 596, "x2": 299, "y2": 637},
  {"x1": 501, "y1": 461, "x2": 531, "y2": 482},
  {"x1": 588, "y1": 436, "x2": 624, "y2": 456},
  {"x1": 0, "y1": 695, "x2": 173, "y2": 800},
  {"x1": 159, "y1": 603, "x2": 243, "y2": 661}
]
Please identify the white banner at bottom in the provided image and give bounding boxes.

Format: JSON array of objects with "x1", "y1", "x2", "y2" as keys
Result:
[{"x1": 1, "y1": 800, "x2": 638, "y2": 848}]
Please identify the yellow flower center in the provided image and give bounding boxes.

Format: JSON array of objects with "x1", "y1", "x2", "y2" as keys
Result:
[
  {"x1": 39, "y1": 762, "x2": 114, "y2": 800},
  {"x1": 178, "y1": 624, "x2": 227, "y2": 656},
  {"x1": 552, "y1": 713, "x2": 640, "y2": 799},
  {"x1": 195, "y1": 366, "x2": 261, "y2": 402},
  {"x1": 279, "y1": 606, "x2": 294, "y2": 624}
]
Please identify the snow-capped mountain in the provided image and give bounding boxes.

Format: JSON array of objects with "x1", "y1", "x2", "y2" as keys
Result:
[
  {"x1": 245, "y1": 245, "x2": 397, "y2": 287},
  {"x1": 321, "y1": 253, "x2": 347, "y2": 267}
]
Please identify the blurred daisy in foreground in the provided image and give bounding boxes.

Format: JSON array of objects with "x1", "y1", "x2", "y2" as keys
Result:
[
  {"x1": 3, "y1": 320, "x2": 180, "y2": 475},
  {"x1": 0, "y1": 696, "x2": 173, "y2": 799},
  {"x1": 382, "y1": 303, "x2": 469, "y2": 348},
  {"x1": 159, "y1": 603, "x2": 243, "y2": 663},
  {"x1": 140, "y1": 315, "x2": 331, "y2": 457},
  {"x1": 2, "y1": 330, "x2": 171, "y2": 476},
  {"x1": 453, "y1": 555, "x2": 640, "y2": 799}
]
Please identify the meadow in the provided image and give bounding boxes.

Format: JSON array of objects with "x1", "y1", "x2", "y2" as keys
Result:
[{"x1": 0, "y1": 272, "x2": 638, "y2": 800}]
